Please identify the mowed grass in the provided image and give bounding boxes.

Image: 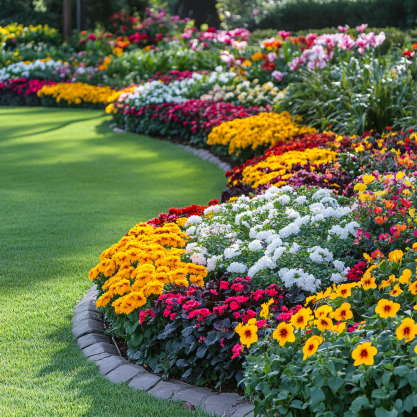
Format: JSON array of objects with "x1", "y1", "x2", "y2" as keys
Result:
[{"x1": 0, "y1": 107, "x2": 225, "y2": 416}]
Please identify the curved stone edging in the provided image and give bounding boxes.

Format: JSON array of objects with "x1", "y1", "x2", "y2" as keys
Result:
[
  {"x1": 111, "y1": 127, "x2": 232, "y2": 173},
  {"x1": 72, "y1": 285, "x2": 254, "y2": 417}
]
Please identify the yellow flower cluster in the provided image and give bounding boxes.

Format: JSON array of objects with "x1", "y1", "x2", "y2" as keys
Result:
[
  {"x1": 0, "y1": 23, "x2": 56, "y2": 44},
  {"x1": 89, "y1": 221, "x2": 208, "y2": 315},
  {"x1": 207, "y1": 112, "x2": 316, "y2": 155},
  {"x1": 239, "y1": 148, "x2": 339, "y2": 189},
  {"x1": 37, "y1": 82, "x2": 116, "y2": 105}
]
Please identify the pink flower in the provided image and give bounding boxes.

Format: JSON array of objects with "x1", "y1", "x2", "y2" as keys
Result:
[
  {"x1": 231, "y1": 283, "x2": 244, "y2": 292},
  {"x1": 267, "y1": 52, "x2": 277, "y2": 62},
  {"x1": 252, "y1": 9, "x2": 259, "y2": 16},
  {"x1": 219, "y1": 281, "x2": 229, "y2": 290},
  {"x1": 231, "y1": 344, "x2": 243, "y2": 359},
  {"x1": 256, "y1": 320, "x2": 267, "y2": 329},
  {"x1": 338, "y1": 25, "x2": 349, "y2": 33},
  {"x1": 278, "y1": 30, "x2": 291, "y2": 40},
  {"x1": 271, "y1": 70, "x2": 287, "y2": 81},
  {"x1": 230, "y1": 301, "x2": 241, "y2": 310},
  {"x1": 356, "y1": 23, "x2": 368, "y2": 33}
]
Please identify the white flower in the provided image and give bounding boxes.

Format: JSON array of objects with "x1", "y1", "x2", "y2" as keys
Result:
[
  {"x1": 272, "y1": 247, "x2": 286, "y2": 261},
  {"x1": 295, "y1": 196, "x2": 307, "y2": 204},
  {"x1": 289, "y1": 242, "x2": 301, "y2": 254},
  {"x1": 227, "y1": 262, "x2": 248, "y2": 273},
  {"x1": 224, "y1": 244, "x2": 241, "y2": 259},
  {"x1": 249, "y1": 239, "x2": 263, "y2": 251},
  {"x1": 190, "y1": 252, "x2": 206, "y2": 265},
  {"x1": 207, "y1": 256, "x2": 220, "y2": 272},
  {"x1": 330, "y1": 273, "x2": 346, "y2": 284},
  {"x1": 185, "y1": 215, "x2": 202, "y2": 226},
  {"x1": 279, "y1": 223, "x2": 300, "y2": 239},
  {"x1": 186, "y1": 243, "x2": 197, "y2": 253},
  {"x1": 333, "y1": 260, "x2": 345, "y2": 272}
]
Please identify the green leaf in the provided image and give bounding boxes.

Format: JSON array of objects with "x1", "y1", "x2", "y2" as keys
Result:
[
  {"x1": 350, "y1": 396, "x2": 370, "y2": 413},
  {"x1": 327, "y1": 377, "x2": 344, "y2": 394},
  {"x1": 289, "y1": 400, "x2": 304, "y2": 409},
  {"x1": 375, "y1": 407, "x2": 398, "y2": 417},
  {"x1": 393, "y1": 365, "x2": 409, "y2": 377},
  {"x1": 310, "y1": 387, "x2": 326, "y2": 404},
  {"x1": 372, "y1": 389, "x2": 389, "y2": 399}
]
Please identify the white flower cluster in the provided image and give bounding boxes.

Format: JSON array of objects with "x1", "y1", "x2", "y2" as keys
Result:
[
  {"x1": 0, "y1": 59, "x2": 62, "y2": 81},
  {"x1": 183, "y1": 186, "x2": 358, "y2": 293},
  {"x1": 117, "y1": 68, "x2": 236, "y2": 108}
]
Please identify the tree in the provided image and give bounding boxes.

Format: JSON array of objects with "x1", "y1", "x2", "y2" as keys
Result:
[{"x1": 175, "y1": 0, "x2": 220, "y2": 28}]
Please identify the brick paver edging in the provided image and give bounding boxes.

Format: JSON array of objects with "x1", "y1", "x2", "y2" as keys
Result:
[{"x1": 72, "y1": 285, "x2": 254, "y2": 417}]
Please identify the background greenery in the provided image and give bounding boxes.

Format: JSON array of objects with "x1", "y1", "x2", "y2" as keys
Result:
[{"x1": 0, "y1": 107, "x2": 225, "y2": 416}]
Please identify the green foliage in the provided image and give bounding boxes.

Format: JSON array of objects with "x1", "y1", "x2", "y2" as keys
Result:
[{"x1": 278, "y1": 56, "x2": 417, "y2": 135}]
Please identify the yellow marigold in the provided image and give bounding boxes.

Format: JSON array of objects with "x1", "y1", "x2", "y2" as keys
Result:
[
  {"x1": 396, "y1": 317, "x2": 417, "y2": 343},
  {"x1": 236, "y1": 318, "x2": 259, "y2": 347},
  {"x1": 240, "y1": 147, "x2": 338, "y2": 189},
  {"x1": 37, "y1": 82, "x2": 115, "y2": 105},
  {"x1": 207, "y1": 112, "x2": 316, "y2": 156},
  {"x1": 375, "y1": 299, "x2": 400, "y2": 318},
  {"x1": 272, "y1": 322, "x2": 295, "y2": 346},
  {"x1": 303, "y1": 338, "x2": 319, "y2": 360}
]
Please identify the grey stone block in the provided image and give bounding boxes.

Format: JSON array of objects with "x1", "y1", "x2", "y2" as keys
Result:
[
  {"x1": 106, "y1": 364, "x2": 146, "y2": 383},
  {"x1": 129, "y1": 373, "x2": 161, "y2": 391},
  {"x1": 72, "y1": 310, "x2": 103, "y2": 325},
  {"x1": 74, "y1": 299, "x2": 97, "y2": 314},
  {"x1": 173, "y1": 387, "x2": 214, "y2": 407},
  {"x1": 195, "y1": 149, "x2": 209, "y2": 157},
  {"x1": 148, "y1": 380, "x2": 192, "y2": 400},
  {"x1": 77, "y1": 333, "x2": 111, "y2": 349},
  {"x1": 72, "y1": 319, "x2": 104, "y2": 338},
  {"x1": 87, "y1": 284, "x2": 98, "y2": 293},
  {"x1": 87, "y1": 352, "x2": 114, "y2": 362},
  {"x1": 82, "y1": 342, "x2": 118, "y2": 358},
  {"x1": 96, "y1": 356, "x2": 128, "y2": 375},
  {"x1": 207, "y1": 155, "x2": 220, "y2": 164},
  {"x1": 228, "y1": 404, "x2": 255, "y2": 417},
  {"x1": 202, "y1": 393, "x2": 244, "y2": 416},
  {"x1": 80, "y1": 292, "x2": 96, "y2": 303}
]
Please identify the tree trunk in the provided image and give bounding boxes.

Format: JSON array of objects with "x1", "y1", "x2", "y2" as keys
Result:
[
  {"x1": 175, "y1": 0, "x2": 220, "y2": 29},
  {"x1": 63, "y1": 0, "x2": 72, "y2": 37}
]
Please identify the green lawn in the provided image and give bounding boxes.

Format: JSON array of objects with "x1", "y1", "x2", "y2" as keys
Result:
[{"x1": 0, "y1": 107, "x2": 225, "y2": 416}]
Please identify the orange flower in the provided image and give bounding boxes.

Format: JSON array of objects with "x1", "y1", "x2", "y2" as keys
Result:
[
  {"x1": 375, "y1": 216, "x2": 387, "y2": 225},
  {"x1": 373, "y1": 207, "x2": 383, "y2": 215},
  {"x1": 385, "y1": 200, "x2": 396, "y2": 209},
  {"x1": 390, "y1": 284, "x2": 403, "y2": 297}
]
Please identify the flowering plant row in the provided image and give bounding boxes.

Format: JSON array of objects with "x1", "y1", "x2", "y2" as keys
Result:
[{"x1": 242, "y1": 248, "x2": 417, "y2": 416}]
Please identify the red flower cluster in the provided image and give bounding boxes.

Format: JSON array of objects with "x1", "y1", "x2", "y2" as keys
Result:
[
  {"x1": 346, "y1": 261, "x2": 367, "y2": 281},
  {"x1": 114, "y1": 99, "x2": 268, "y2": 147},
  {"x1": 146, "y1": 199, "x2": 219, "y2": 227},
  {"x1": 0, "y1": 78, "x2": 56, "y2": 96},
  {"x1": 146, "y1": 70, "x2": 210, "y2": 84}
]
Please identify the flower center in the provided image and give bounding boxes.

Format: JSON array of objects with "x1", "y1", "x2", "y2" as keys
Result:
[
  {"x1": 383, "y1": 305, "x2": 392, "y2": 312},
  {"x1": 307, "y1": 343, "x2": 315, "y2": 352},
  {"x1": 280, "y1": 328, "x2": 288, "y2": 338},
  {"x1": 403, "y1": 326, "x2": 411, "y2": 337},
  {"x1": 360, "y1": 349, "x2": 369, "y2": 358},
  {"x1": 244, "y1": 329, "x2": 252, "y2": 338},
  {"x1": 296, "y1": 316, "x2": 304, "y2": 324}
]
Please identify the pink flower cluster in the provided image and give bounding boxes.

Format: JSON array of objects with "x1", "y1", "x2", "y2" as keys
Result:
[{"x1": 0, "y1": 78, "x2": 57, "y2": 95}]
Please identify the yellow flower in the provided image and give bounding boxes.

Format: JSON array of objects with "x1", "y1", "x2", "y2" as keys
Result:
[
  {"x1": 272, "y1": 322, "x2": 296, "y2": 346},
  {"x1": 236, "y1": 318, "x2": 259, "y2": 348},
  {"x1": 363, "y1": 252, "x2": 371, "y2": 262},
  {"x1": 361, "y1": 275, "x2": 377, "y2": 290},
  {"x1": 334, "y1": 322, "x2": 346, "y2": 334},
  {"x1": 335, "y1": 284, "x2": 352, "y2": 299},
  {"x1": 390, "y1": 284, "x2": 403, "y2": 297},
  {"x1": 260, "y1": 298, "x2": 274, "y2": 318},
  {"x1": 399, "y1": 269, "x2": 412, "y2": 285},
  {"x1": 379, "y1": 274, "x2": 396, "y2": 290},
  {"x1": 409, "y1": 281, "x2": 417, "y2": 295},
  {"x1": 314, "y1": 316, "x2": 333, "y2": 332},
  {"x1": 314, "y1": 304, "x2": 333, "y2": 319},
  {"x1": 290, "y1": 308, "x2": 313, "y2": 329},
  {"x1": 334, "y1": 303, "x2": 353, "y2": 321},
  {"x1": 352, "y1": 342, "x2": 378, "y2": 366},
  {"x1": 302, "y1": 338, "x2": 319, "y2": 360},
  {"x1": 396, "y1": 171, "x2": 405, "y2": 180},
  {"x1": 310, "y1": 335, "x2": 324, "y2": 345},
  {"x1": 396, "y1": 317, "x2": 417, "y2": 343},
  {"x1": 362, "y1": 175, "x2": 375, "y2": 184},
  {"x1": 354, "y1": 183, "x2": 367, "y2": 192},
  {"x1": 375, "y1": 299, "x2": 400, "y2": 318},
  {"x1": 388, "y1": 250, "x2": 404, "y2": 262}
]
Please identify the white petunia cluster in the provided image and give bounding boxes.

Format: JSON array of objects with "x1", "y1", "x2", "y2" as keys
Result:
[{"x1": 183, "y1": 186, "x2": 358, "y2": 293}]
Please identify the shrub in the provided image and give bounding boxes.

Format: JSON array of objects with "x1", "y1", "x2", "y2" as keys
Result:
[{"x1": 242, "y1": 247, "x2": 417, "y2": 417}]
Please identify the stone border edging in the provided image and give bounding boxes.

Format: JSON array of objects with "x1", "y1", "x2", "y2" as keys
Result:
[
  {"x1": 73, "y1": 285, "x2": 254, "y2": 417},
  {"x1": 112, "y1": 127, "x2": 232, "y2": 173}
]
